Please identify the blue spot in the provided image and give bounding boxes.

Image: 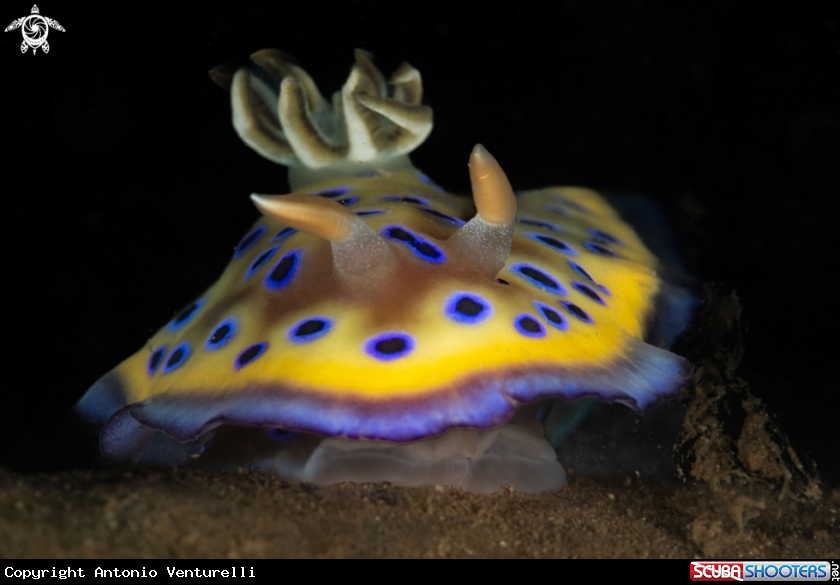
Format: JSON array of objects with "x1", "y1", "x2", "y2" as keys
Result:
[
  {"x1": 562, "y1": 301, "x2": 594, "y2": 323},
  {"x1": 589, "y1": 227, "x2": 622, "y2": 245},
  {"x1": 546, "y1": 205, "x2": 571, "y2": 216},
  {"x1": 206, "y1": 317, "x2": 237, "y2": 351},
  {"x1": 147, "y1": 345, "x2": 166, "y2": 376},
  {"x1": 554, "y1": 196, "x2": 590, "y2": 214},
  {"x1": 573, "y1": 281, "x2": 606, "y2": 305},
  {"x1": 419, "y1": 207, "x2": 465, "y2": 226},
  {"x1": 356, "y1": 209, "x2": 387, "y2": 217},
  {"x1": 235, "y1": 342, "x2": 268, "y2": 370},
  {"x1": 569, "y1": 261, "x2": 611, "y2": 296},
  {"x1": 584, "y1": 241, "x2": 620, "y2": 257},
  {"x1": 517, "y1": 218, "x2": 562, "y2": 232},
  {"x1": 234, "y1": 226, "x2": 265, "y2": 258},
  {"x1": 337, "y1": 196, "x2": 359, "y2": 206},
  {"x1": 382, "y1": 226, "x2": 445, "y2": 263},
  {"x1": 382, "y1": 195, "x2": 429, "y2": 205},
  {"x1": 265, "y1": 250, "x2": 300, "y2": 290},
  {"x1": 288, "y1": 317, "x2": 333, "y2": 343},
  {"x1": 167, "y1": 299, "x2": 204, "y2": 333},
  {"x1": 364, "y1": 332, "x2": 415, "y2": 361},
  {"x1": 445, "y1": 292, "x2": 493, "y2": 324},
  {"x1": 416, "y1": 173, "x2": 445, "y2": 192},
  {"x1": 312, "y1": 186, "x2": 352, "y2": 198},
  {"x1": 534, "y1": 301, "x2": 569, "y2": 331},
  {"x1": 526, "y1": 233, "x2": 577, "y2": 256},
  {"x1": 245, "y1": 246, "x2": 279, "y2": 279},
  {"x1": 569, "y1": 261, "x2": 595, "y2": 283},
  {"x1": 511, "y1": 263, "x2": 568, "y2": 294},
  {"x1": 162, "y1": 342, "x2": 191, "y2": 374},
  {"x1": 514, "y1": 314, "x2": 546, "y2": 338},
  {"x1": 271, "y1": 227, "x2": 297, "y2": 242}
]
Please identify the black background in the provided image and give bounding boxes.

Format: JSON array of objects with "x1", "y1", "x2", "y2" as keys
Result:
[{"x1": 3, "y1": 2, "x2": 838, "y2": 485}]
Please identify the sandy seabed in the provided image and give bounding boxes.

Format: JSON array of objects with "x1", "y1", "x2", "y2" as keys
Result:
[{"x1": 1, "y1": 467, "x2": 837, "y2": 559}]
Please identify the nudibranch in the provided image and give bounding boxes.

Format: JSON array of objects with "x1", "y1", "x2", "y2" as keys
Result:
[{"x1": 76, "y1": 49, "x2": 695, "y2": 493}]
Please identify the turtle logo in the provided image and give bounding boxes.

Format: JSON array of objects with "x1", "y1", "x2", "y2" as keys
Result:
[{"x1": 4, "y1": 5, "x2": 65, "y2": 54}]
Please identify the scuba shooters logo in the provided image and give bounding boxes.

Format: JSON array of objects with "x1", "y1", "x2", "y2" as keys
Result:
[
  {"x1": 4, "y1": 5, "x2": 65, "y2": 54},
  {"x1": 690, "y1": 561, "x2": 834, "y2": 581}
]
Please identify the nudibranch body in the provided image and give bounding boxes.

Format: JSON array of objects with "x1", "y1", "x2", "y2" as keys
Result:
[{"x1": 76, "y1": 49, "x2": 694, "y2": 493}]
